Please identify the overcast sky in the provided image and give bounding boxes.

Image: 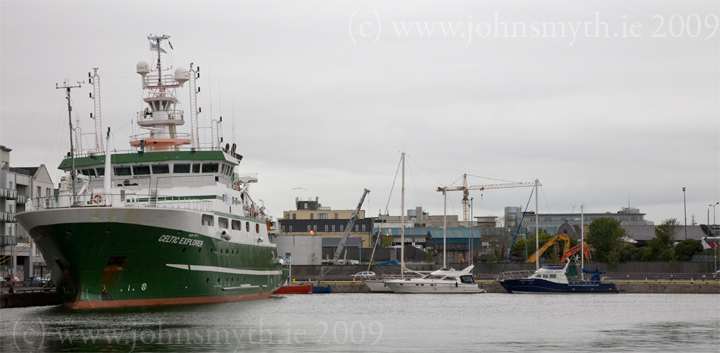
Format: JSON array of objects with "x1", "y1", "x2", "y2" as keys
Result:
[{"x1": 1, "y1": 1, "x2": 718, "y2": 227}]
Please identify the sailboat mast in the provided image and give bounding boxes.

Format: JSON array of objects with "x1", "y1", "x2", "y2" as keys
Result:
[
  {"x1": 400, "y1": 152, "x2": 405, "y2": 279},
  {"x1": 535, "y1": 179, "x2": 539, "y2": 271},
  {"x1": 443, "y1": 188, "x2": 447, "y2": 269},
  {"x1": 581, "y1": 204, "x2": 585, "y2": 280}
]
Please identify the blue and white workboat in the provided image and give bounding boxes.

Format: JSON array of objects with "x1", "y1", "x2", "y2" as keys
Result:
[{"x1": 499, "y1": 260, "x2": 618, "y2": 294}]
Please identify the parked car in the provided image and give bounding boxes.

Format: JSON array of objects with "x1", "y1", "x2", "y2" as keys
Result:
[
  {"x1": 42, "y1": 273, "x2": 51, "y2": 285},
  {"x1": 3, "y1": 275, "x2": 21, "y2": 286},
  {"x1": 351, "y1": 271, "x2": 376, "y2": 280},
  {"x1": 24, "y1": 276, "x2": 43, "y2": 286}
]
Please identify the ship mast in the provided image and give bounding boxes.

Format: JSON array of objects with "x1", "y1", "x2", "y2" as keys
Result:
[
  {"x1": 132, "y1": 34, "x2": 191, "y2": 152},
  {"x1": 89, "y1": 68, "x2": 104, "y2": 154},
  {"x1": 56, "y1": 79, "x2": 83, "y2": 205}
]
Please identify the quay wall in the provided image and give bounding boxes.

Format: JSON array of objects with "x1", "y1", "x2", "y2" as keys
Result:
[
  {"x1": 1, "y1": 290, "x2": 62, "y2": 308},
  {"x1": 288, "y1": 262, "x2": 719, "y2": 278}
]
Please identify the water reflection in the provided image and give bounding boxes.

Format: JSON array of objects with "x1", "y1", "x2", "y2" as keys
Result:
[{"x1": 2, "y1": 294, "x2": 718, "y2": 352}]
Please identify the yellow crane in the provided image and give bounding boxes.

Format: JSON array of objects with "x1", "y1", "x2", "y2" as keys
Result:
[
  {"x1": 525, "y1": 233, "x2": 571, "y2": 263},
  {"x1": 437, "y1": 174, "x2": 539, "y2": 222}
]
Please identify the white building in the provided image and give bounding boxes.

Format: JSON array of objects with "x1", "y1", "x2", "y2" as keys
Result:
[{"x1": 1, "y1": 145, "x2": 54, "y2": 280}]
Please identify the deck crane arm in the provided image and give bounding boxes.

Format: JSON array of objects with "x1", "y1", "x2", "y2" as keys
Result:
[
  {"x1": 317, "y1": 188, "x2": 370, "y2": 285},
  {"x1": 438, "y1": 174, "x2": 540, "y2": 221},
  {"x1": 525, "y1": 233, "x2": 571, "y2": 263},
  {"x1": 560, "y1": 242, "x2": 592, "y2": 263}
]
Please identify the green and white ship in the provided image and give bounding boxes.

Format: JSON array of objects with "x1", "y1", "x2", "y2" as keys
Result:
[{"x1": 15, "y1": 35, "x2": 286, "y2": 309}]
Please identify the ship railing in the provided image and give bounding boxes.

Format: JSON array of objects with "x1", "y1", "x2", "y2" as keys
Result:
[
  {"x1": 499, "y1": 270, "x2": 535, "y2": 280},
  {"x1": 26, "y1": 194, "x2": 214, "y2": 213},
  {"x1": 136, "y1": 110, "x2": 184, "y2": 121},
  {"x1": 130, "y1": 132, "x2": 191, "y2": 141},
  {"x1": 152, "y1": 196, "x2": 214, "y2": 212},
  {"x1": 60, "y1": 146, "x2": 228, "y2": 159}
]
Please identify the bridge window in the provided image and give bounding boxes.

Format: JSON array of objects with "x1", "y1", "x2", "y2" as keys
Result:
[
  {"x1": 114, "y1": 166, "x2": 131, "y2": 176},
  {"x1": 152, "y1": 164, "x2": 170, "y2": 174},
  {"x1": 133, "y1": 165, "x2": 150, "y2": 175},
  {"x1": 174, "y1": 163, "x2": 190, "y2": 173},
  {"x1": 201, "y1": 163, "x2": 219, "y2": 173},
  {"x1": 192, "y1": 163, "x2": 201, "y2": 173},
  {"x1": 96, "y1": 167, "x2": 104, "y2": 177}
]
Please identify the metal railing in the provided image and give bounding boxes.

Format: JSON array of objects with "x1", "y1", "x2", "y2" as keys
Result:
[
  {"x1": 27, "y1": 193, "x2": 215, "y2": 213},
  {"x1": 0, "y1": 188, "x2": 18, "y2": 200},
  {"x1": 0, "y1": 212, "x2": 16, "y2": 222},
  {"x1": 0, "y1": 235, "x2": 18, "y2": 246}
]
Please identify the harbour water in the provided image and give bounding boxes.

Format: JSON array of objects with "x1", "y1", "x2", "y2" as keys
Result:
[{"x1": 1, "y1": 293, "x2": 718, "y2": 352}]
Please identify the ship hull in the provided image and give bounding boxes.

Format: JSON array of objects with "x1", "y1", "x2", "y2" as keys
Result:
[
  {"x1": 499, "y1": 279, "x2": 619, "y2": 294},
  {"x1": 16, "y1": 207, "x2": 286, "y2": 309}
]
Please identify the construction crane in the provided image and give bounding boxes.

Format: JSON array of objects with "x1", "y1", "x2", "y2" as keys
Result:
[
  {"x1": 437, "y1": 174, "x2": 540, "y2": 221},
  {"x1": 525, "y1": 233, "x2": 571, "y2": 263},
  {"x1": 316, "y1": 188, "x2": 370, "y2": 286}
]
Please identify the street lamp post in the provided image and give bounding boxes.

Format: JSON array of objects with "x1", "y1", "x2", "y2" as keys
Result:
[
  {"x1": 470, "y1": 197, "x2": 474, "y2": 266},
  {"x1": 683, "y1": 187, "x2": 687, "y2": 240},
  {"x1": 711, "y1": 202, "x2": 719, "y2": 274}
]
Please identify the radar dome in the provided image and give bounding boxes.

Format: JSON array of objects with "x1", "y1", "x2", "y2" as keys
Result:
[
  {"x1": 174, "y1": 67, "x2": 189, "y2": 83},
  {"x1": 136, "y1": 61, "x2": 150, "y2": 75}
]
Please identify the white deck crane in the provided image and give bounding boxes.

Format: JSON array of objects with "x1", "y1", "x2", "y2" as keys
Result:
[
  {"x1": 438, "y1": 174, "x2": 539, "y2": 222},
  {"x1": 316, "y1": 188, "x2": 370, "y2": 286}
]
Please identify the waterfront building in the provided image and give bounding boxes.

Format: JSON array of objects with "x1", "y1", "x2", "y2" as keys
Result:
[
  {"x1": 278, "y1": 197, "x2": 373, "y2": 252},
  {"x1": 0, "y1": 145, "x2": 54, "y2": 280},
  {"x1": 505, "y1": 206, "x2": 654, "y2": 237}
]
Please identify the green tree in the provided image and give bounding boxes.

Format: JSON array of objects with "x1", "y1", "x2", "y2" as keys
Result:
[
  {"x1": 511, "y1": 239, "x2": 529, "y2": 258},
  {"x1": 587, "y1": 217, "x2": 628, "y2": 262},
  {"x1": 486, "y1": 248, "x2": 499, "y2": 264},
  {"x1": 674, "y1": 239, "x2": 703, "y2": 261},
  {"x1": 425, "y1": 250, "x2": 434, "y2": 264},
  {"x1": 648, "y1": 218, "x2": 680, "y2": 258}
]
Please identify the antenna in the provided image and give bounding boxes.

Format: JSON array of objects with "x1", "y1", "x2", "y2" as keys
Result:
[
  {"x1": 89, "y1": 68, "x2": 104, "y2": 154},
  {"x1": 56, "y1": 79, "x2": 83, "y2": 205}
]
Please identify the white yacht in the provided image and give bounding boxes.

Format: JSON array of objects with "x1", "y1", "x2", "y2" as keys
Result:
[{"x1": 384, "y1": 266, "x2": 485, "y2": 294}]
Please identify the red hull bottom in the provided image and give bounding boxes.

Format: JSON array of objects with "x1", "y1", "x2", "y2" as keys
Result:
[
  {"x1": 65, "y1": 292, "x2": 271, "y2": 309},
  {"x1": 271, "y1": 284, "x2": 313, "y2": 295}
]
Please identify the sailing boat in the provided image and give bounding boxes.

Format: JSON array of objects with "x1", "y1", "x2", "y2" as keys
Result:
[{"x1": 382, "y1": 153, "x2": 485, "y2": 294}]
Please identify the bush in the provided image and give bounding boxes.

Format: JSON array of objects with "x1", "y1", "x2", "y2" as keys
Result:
[{"x1": 674, "y1": 239, "x2": 703, "y2": 261}]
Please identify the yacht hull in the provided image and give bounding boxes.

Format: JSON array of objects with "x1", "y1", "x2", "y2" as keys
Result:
[{"x1": 499, "y1": 278, "x2": 619, "y2": 294}]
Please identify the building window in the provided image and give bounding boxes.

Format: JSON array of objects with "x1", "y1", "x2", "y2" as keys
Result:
[
  {"x1": 292, "y1": 213, "x2": 296, "y2": 220},
  {"x1": 310, "y1": 213, "x2": 314, "y2": 220},
  {"x1": 313, "y1": 225, "x2": 317, "y2": 231},
  {"x1": 307, "y1": 225, "x2": 311, "y2": 231},
  {"x1": 37, "y1": 186, "x2": 42, "y2": 197},
  {"x1": 286, "y1": 214, "x2": 290, "y2": 220},
  {"x1": 331, "y1": 224, "x2": 336, "y2": 232},
  {"x1": 324, "y1": 225, "x2": 328, "y2": 232},
  {"x1": 318, "y1": 213, "x2": 328, "y2": 219},
  {"x1": 362, "y1": 224, "x2": 366, "y2": 232},
  {"x1": 46, "y1": 188, "x2": 51, "y2": 197},
  {"x1": 354, "y1": 225, "x2": 358, "y2": 232},
  {"x1": 289, "y1": 225, "x2": 292, "y2": 232},
  {"x1": 334, "y1": 213, "x2": 338, "y2": 219},
  {"x1": 340, "y1": 224, "x2": 344, "y2": 232}
]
